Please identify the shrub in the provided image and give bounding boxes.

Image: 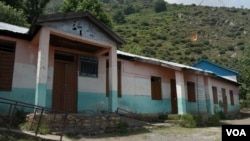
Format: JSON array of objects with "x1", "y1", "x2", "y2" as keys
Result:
[
  {"x1": 168, "y1": 114, "x2": 182, "y2": 120},
  {"x1": 227, "y1": 45, "x2": 235, "y2": 51},
  {"x1": 184, "y1": 50, "x2": 191, "y2": 55},
  {"x1": 207, "y1": 114, "x2": 220, "y2": 126},
  {"x1": 20, "y1": 121, "x2": 51, "y2": 135},
  {"x1": 215, "y1": 111, "x2": 227, "y2": 120},
  {"x1": 201, "y1": 54, "x2": 208, "y2": 59},
  {"x1": 219, "y1": 49, "x2": 225, "y2": 54},
  {"x1": 132, "y1": 38, "x2": 139, "y2": 43},
  {"x1": 154, "y1": 0, "x2": 167, "y2": 13},
  {"x1": 141, "y1": 21, "x2": 149, "y2": 26},
  {"x1": 118, "y1": 122, "x2": 129, "y2": 134},
  {"x1": 193, "y1": 114, "x2": 203, "y2": 127},
  {"x1": 181, "y1": 114, "x2": 196, "y2": 128},
  {"x1": 12, "y1": 109, "x2": 26, "y2": 127}
]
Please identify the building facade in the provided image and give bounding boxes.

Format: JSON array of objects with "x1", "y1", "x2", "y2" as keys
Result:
[{"x1": 0, "y1": 12, "x2": 240, "y2": 115}]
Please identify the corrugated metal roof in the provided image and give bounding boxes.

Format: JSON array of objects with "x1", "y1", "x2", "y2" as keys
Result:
[
  {"x1": 117, "y1": 50, "x2": 239, "y2": 84},
  {"x1": 117, "y1": 50, "x2": 203, "y2": 71},
  {"x1": 0, "y1": 22, "x2": 28, "y2": 34}
]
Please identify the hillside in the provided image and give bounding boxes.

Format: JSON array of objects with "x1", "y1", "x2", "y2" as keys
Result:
[
  {"x1": 107, "y1": 2, "x2": 250, "y2": 72},
  {"x1": 44, "y1": 0, "x2": 250, "y2": 72}
]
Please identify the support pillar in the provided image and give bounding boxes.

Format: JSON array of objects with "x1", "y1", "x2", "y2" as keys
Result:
[
  {"x1": 175, "y1": 71, "x2": 187, "y2": 114},
  {"x1": 205, "y1": 77, "x2": 214, "y2": 114},
  {"x1": 108, "y1": 47, "x2": 118, "y2": 112},
  {"x1": 35, "y1": 28, "x2": 50, "y2": 107}
]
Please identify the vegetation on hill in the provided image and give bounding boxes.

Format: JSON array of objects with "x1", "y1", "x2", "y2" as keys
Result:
[{"x1": 101, "y1": 0, "x2": 250, "y2": 73}]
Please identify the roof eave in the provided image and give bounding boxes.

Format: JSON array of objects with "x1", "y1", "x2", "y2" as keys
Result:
[{"x1": 0, "y1": 29, "x2": 31, "y2": 40}]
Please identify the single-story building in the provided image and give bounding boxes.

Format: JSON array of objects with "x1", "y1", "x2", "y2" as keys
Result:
[{"x1": 0, "y1": 11, "x2": 240, "y2": 116}]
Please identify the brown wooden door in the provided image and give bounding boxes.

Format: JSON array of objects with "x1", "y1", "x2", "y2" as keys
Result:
[
  {"x1": 52, "y1": 53, "x2": 77, "y2": 113},
  {"x1": 0, "y1": 49, "x2": 15, "y2": 91},
  {"x1": 222, "y1": 88, "x2": 228, "y2": 113},
  {"x1": 170, "y1": 79, "x2": 178, "y2": 114}
]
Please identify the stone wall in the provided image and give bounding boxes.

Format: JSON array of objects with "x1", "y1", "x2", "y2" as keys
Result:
[{"x1": 26, "y1": 113, "x2": 121, "y2": 135}]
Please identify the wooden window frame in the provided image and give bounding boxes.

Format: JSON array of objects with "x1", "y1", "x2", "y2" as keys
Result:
[
  {"x1": 212, "y1": 86, "x2": 218, "y2": 104},
  {"x1": 0, "y1": 40, "x2": 16, "y2": 91},
  {"x1": 79, "y1": 56, "x2": 98, "y2": 77},
  {"x1": 187, "y1": 81, "x2": 196, "y2": 102},
  {"x1": 151, "y1": 76, "x2": 162, "y2": 100},
  {"x1": 230, "y1": 90, "x2": 234, "y2": 105}
]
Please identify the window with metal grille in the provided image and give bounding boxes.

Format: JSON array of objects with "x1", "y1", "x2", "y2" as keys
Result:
[
  {"x1": 0, "y1": 40, "x2": 15, "y2": 91},
  {"x1": 187, "y1": 81, "x2": 196, "y2": 102},
  {"x1": 80, "y1": 56, "x2": 98, "y2": 77},
  {"x1": 151, "y1": 76, "x2": 162, "y2": 100},
  {"x1": 212, "y1": 86, "x2": 218, "y2": 104},
  {"x1": 230, "y1": 90, "x2": 234, "y2": 105}
]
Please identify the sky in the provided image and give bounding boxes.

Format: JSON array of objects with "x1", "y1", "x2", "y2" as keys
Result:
[{"x1": 165, "y1": 0, "x2": 250, "y2": 9}]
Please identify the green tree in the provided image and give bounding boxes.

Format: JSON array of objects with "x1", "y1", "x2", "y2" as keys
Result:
[
  {"x1": 113, "y1": 10, "x2": 125, "y2": 24},
  {"x1": 24, "y1": 0, "x2": 50, "y2": 23},
  {"x1": 239, "y1": 46, "x2": 250, "y2": 101},
  {"x1": 124, "y1": 3, "x2": 135, "y2": 15},
  {"x1": 0, "y1": 1, "x2": 28, "y2": 26},
  {"x1": 154, "y1": 0, "x2": 166, "y2": 13},
  {"x1": 0, "y1": 0, "x2": 24, "y2": 10},
  {"x1": 0, "y1": 0, "x2": 49, "y2": 25},
  {"x1": 60, "y1": 0, "x2": 112, "y2": 27}
]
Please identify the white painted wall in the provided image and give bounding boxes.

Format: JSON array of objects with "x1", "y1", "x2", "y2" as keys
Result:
[{"x1": 12, "y1": 40, "x2": 37, "y2": 89}]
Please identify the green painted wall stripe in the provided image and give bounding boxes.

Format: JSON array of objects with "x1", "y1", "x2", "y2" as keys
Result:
[
  {"x1": 0, "y1": 88, "x2": 240, "y2": 115},
  {"x1": 77, "y1": 92, "x2": 108, "y2": 113},
  {"x1": 118, "y1": 95, "x2": 171, "y2": 114},
  {"x1": 0, "y1": 88, "x2": 35, "y2": 114},
  {"x1": 109, "y1": 90, "x2": 118, "y2": 112},
  {"x1": 35, "y1": 83, "x2": 47, "y2": 107}
]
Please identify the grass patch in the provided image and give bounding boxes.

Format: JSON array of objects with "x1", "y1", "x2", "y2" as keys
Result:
[{"x1": 20, "y1": 121, "x2": 51, "y2": 135}]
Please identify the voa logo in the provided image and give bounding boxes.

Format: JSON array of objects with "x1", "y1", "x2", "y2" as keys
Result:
[{"x1": 226, "y1": 129, "x2": 246, "y2": 136}]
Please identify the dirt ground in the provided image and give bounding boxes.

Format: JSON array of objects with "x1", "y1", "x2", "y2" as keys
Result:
[
  {"x1": 75, "y1": 127, "x2": 221, "y2": 141},
  {"x1": 73, "y1": 110, "x2": 250, "y2": 141}
]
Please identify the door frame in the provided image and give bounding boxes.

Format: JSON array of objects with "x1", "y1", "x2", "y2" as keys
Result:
[
  {"x1": 170, "y1": 79, "x2": 178, "y2": 114},
  {"x1": 52, "y1": 51, "x2": 78, "y2": 112}
]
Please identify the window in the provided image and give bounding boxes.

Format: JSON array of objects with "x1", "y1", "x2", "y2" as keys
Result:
[
  {"x1": 80, "y1": 56, "x2": 98, "y2": 77},
  {"x1": 230, "y1": 90, "x2": 234, "y2": 105},
  {"x1": 187, "y1": 81, "x2": 196, "y2": 102},
  {"x1": 151, "y1": 76, "x2": 162, "y2": 100},
  {"x1": 212, "y1": 86, "x2": 218, "y2": 104},
  {"x1": 0, "y1": 40, "x2": 15, "y2": 91},
  {"x1": 106, "y1": 60, "x2": 122, "y2": 98}
]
